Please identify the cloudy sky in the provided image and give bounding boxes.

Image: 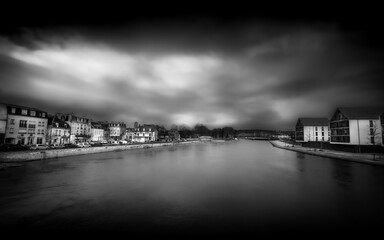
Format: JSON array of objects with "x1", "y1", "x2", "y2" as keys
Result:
[{"x1": 0, "y1": 6, "x2": 383, "y2": 130}]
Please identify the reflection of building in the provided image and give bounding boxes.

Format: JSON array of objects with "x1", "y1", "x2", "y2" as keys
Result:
[
  {"x1": 295, "y1": 118, "x2": 329, "y2": 142},
  {"x1": 48, "y1": 116, "x2": 71, "y2": 145},
  {"x1": 91, "y1": 122, "x2": 105, "y2": 142},
  {"x1": 132, "y1": 124, "x2": 158, "y2": 143},
  {"x1": 56, "y1": 113, "x2": 92, "y2": 143},
  {"x1": 109, "y1": 122, "x2": 126, "y2": 140},
  {"x1": 330, "y1": 108, "x2": 383, "y2": 146},
  {"x1": 0, "y1": 103, "x2": 48, "y2": 145}
]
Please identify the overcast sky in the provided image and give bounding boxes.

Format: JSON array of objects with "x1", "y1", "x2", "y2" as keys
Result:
[{"x1": 0, "y1": 7, "x2": 383, "y2": 130}]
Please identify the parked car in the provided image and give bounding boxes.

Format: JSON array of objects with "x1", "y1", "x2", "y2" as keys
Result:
[
  {"x1": 119, "y1": 140, "x2": 128, "y2": 145},
  {"x1": 29, "y1": 144, "x2": 49, "y2": 150},
  {"x1": 76, "y1": 142, "x2": 91, "y2": 148},
  {"x1": 64, "y1": 143, "x2": 79, "y2": 148},
  {"x1": 0, "y1": 144, "x2": 30, "y2": 152}
]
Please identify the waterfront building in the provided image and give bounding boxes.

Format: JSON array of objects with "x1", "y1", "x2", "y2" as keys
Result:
[
  {"x1": 381, "y1": 112, "x2": 384, "y2": 146},
  {"x1": 47, "y1": 116, "x2": 71, "y2": 145},
  {"x1": 0, "y1": 103, "x2": 48, "y2": 145},
  {"x1": 123, "y1": 128, "x2": 135, "y2": 142},
  {"x1": 56, "y1": 113, "x2": 92, "y2": 143},
  {"x1": 295, "y1": 118, "x2": 329, "y2": 142},
  {"x1": 108, "y1": 122, "x2": 126, "y2": 140},
  {"x1": 132, "y1": 124, "x2": 158, "y2": 143},
  {"x1": 330, "y1": 107, "x2": 383, "y2": 146},
  {"x1": 90, "y1": 122, "x2": 105, "y2": 142},
  {"x1": 158, "y1": 130, "x2": 180, "y2": 142}
]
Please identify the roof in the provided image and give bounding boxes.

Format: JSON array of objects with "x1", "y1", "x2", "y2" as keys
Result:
[
  {"x1": 48, "y1": 116, "x2": 70, "y2": 129},
  {"x1": 337, "y1": 107, "x2": 384, "y2": 120},
  {"x1": 0, "y1": 102, "x2": 47, "y2": 113},
  {"x1": 297, "y1": 118, "x2": 329, "y2": 126}
]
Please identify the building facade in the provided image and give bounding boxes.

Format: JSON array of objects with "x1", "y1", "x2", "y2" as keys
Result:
[
  {"x1": 108, "y1": 122, "x2": 126, "y2": 140},
  {"x1": 47, "y1": 116, "x2": 71, "y2": 145},
  {"x1": 56, "y1": 113, "x2": 92, "y2": 143},
  {"x1": 132, "y1": 125, "x2": 158, "y2": 143},
  {"x1": 0, "y1": 103, "x2": 48, "y2": 145},
  {"x1": 330, "y1": 108, "x2": 383, "y2": 146},
  {"x1": 90, "y1": 123, "x2": 105, "y2": 142},
  {"x1": 295, "y1": 118, "x2": 329, "y2": 142}
]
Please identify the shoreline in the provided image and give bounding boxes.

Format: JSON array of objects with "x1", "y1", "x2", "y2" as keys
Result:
[
  {"x1": 0, "y1": 141, "x2": 200, "y2": 165},
  {"x1": 269, "y1": 140, "x2": 384, "y2": 167}
]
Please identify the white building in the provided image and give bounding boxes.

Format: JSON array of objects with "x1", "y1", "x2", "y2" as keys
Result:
[
  {"x1": 48, "y1": 116, "x2": 71, "y2": 145},
  {"x1": 295, "y1": 118, "x2": 329, "y2": 142},
  {"x1": 55, "y1": 113, "x2": 92, "y2": 143},
  {"x1": 132, "y1": 124, "x2": 158, "y2": 143},
  {"x1": 330, "y1": 107, "x2": 383, "y2": 146},
  {"x1": 90, "y1": 123, "x2": 105, "y2": 142},
  {"x1": 0, "y1": 103, "x2": 48, "y2": 145},
  {"x1": 109, "y1": 122, "x2": 126, "y2": 140}
]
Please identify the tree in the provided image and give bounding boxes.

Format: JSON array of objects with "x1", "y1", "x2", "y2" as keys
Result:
[
  {"x1": 367, "y1": 121, "x2": 381, "y2": 160},
  {"x1": 193, "y1": 124, "x2": 211, "y2": 137}
]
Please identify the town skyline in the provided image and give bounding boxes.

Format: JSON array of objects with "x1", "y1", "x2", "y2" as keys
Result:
[{"x1": 1, "y1": 7, "x2": 384, "y2": 131}]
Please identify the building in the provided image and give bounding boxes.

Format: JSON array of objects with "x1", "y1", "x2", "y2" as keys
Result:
[
  {"x1": 47, "y1": 116, "x2": 71, "y2": 145},
  {"x1": 123, "y1": 128, "x2": 135, "y2": 142},
  {"x1": 108, "y1": 122, "x2": 126, "y2": 140},
  {"x1": 56, "y1": 113, "x2": 92, "y2": 143},
  {"x1": 0, "y1": 103, "x2": 48, "y2": 145},
  {"x1": 295, "y1": 118, "x2": 329, "y2": 142},
  {"x1": 381, "y1": 112, "x2": 384, "y2": 146},
  {"x1": 330, "y1": 107, "x2": 383, "y2": 146},
  {"x1": 158, "y1": 130, "x2": 180, "y2": 142},
  {"x1": 90, "y1": 122, "x2": 105, "y2": 142},
  {"x1": 132, "y1": 124, "x2": 158, "y2": 143}
]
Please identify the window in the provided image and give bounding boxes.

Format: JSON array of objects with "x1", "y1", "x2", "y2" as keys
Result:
[
  {"x1": 9, "y1": 128, "x2": 14, "y2": 134},
  {"x1": 371, "y1": 136, "x2": 374, "y2": 144},
  {"x1": 321, "y1": 127, "x2": 324, "y2": 131},
  {"x1": 322, "y1": 132, "x2": 324, "y2": 136},
  {"x1": 42, "y1": 113, "x2": 46, "y2": 118},
  {"x1": 38, "y1": 129, "x2": 41, "y2": 134},
  {"x1": 10, "y1": 119, "x2": 15, "y2": 125},
  {"x1": 30, "y1": 111, "x2": 36, "y2": 116},
  {"x1": 28, "y1": 124, "x2": 36, "y2": 128},
  {"x1": 41, "y1": 129, "x2": 44, "y2": 135},
  {"x1": 37, "y1": 138, "x2": 43, "y2": 144},
  {"x1": 316, "y1": 137, "x2": 318, "y2": 141},
  {"x1": 19, "y1": 120, "x2": 27, "y2": 128},
  {"x1": 143, "y1": 128, "x2": 145, "y2": 131},
  {"x1": 315, "y1": 132, "x2": 318, "y2": 136},
  {"x1": 149, "y1": 128, "x2": 151, "y2": 131},
  {"x1": 315, "y1": 126, "x2": 318, "y2": 131},
  {"x1": 59, "y1": 130, "x2": 61, "y2": 135},
  {"x1": 322, "y1": 137, "x2": 324, "y2": 141},
  {"x1": 369, "y1": 120, "x2": 373, "y2": 127},
  {"x1": 11, "y1": 108, "x2": 16, "y2": 114},
  {"x1": 28, "y1": 129, "x2": 35, "y2": 134},
  {"x1": 21, "y1": 109, "x2": 28, "y2": 115}
]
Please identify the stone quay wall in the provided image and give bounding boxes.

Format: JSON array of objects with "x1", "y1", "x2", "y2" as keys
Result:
[{"x1": 0, "y1": 141, "x2": 200, "y2": 163}]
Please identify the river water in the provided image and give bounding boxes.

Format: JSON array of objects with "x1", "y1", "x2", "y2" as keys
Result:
[{"x1": 0, "y1": 140, "x2": 383, "y2": 237}]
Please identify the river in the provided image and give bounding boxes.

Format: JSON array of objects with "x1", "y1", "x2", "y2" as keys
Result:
[{"x1": 0, "y1": 140, "x2": 383, "y2": 237}]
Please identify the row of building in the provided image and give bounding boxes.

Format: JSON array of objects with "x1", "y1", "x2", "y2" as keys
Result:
[
  {"x1": 295, "y1": 107, "x2": 384, "y2": 150},
  {"x1": 0, "y1": 103, "x2": 169, "y2": 146}
]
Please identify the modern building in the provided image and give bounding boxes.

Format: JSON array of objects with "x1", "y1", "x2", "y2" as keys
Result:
[
  {"x1": 56, "y1": 113, "x2": 92, "y2": 143},
  {"x1": 330, "y1": 107, "x2": 383, "y2": 146},
  {"x1": 132, "y1": 124, "x2": 158, "y2": 143},
  {"x1": 47, "y1": 116, "x2": 71, "y2": 145},
  {"x1": 90, "y1": 122, "x2": 105, "y2": 142},
  {"x1": 108, "y1": 122, "x2": 126, "y2": 140},
  {"x1": 295, "y1": 118, "x2": 329, "y2": 142},
  {"x1": 0, "y1": 103, "x2": 48, "y2": 145}
]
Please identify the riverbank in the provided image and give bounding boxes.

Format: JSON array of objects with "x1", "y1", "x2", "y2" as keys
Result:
[
  {"x1": 0, "y1": 141, "x2": 200, "y2": 166},
  {"x1": 270, "y1": 140, "x2": 384, "y2": 166}
]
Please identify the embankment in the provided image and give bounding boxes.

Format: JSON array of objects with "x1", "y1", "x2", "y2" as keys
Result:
[
  {"x1": 270, "y1": 140, "x2": 384, "y2": 167},
  {"x1": 0, "y1": 141, "x2": 200, "y2": 163}
]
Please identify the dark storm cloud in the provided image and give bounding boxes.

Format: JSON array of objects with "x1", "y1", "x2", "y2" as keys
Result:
[{"x1": 1, "y1": 17, "x2": 383, "y2": 130}]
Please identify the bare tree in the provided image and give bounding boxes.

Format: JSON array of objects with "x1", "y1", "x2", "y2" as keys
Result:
[{"x1": 367, "y1": 121, "x2": 381, "y2": 160}]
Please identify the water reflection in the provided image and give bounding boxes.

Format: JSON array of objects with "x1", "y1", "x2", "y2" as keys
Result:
[{"x1": 0, "y1": 141, "x2": 383, "y2": 237}]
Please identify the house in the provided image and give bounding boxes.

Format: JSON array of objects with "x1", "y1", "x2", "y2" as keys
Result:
[
  {"x1": 108, "y1": 122, "x2": 126, "y2": 140},
  {"x1": 90, "y1": 122, "x2": 105, "y2": 142},
  {"x1": 0, "y1": 103, "x2": 48, "y2": 145},
  {"x1": 47, "y1": 116, "x2": 71, "y2": 145},
  {"x1": 158, "y1": 130, "x2": 180, "y2": 142},
  {"x1": 330, "y1": 107, "x2": 383, "y2": 146},
  {"x1": 55, "y1": 113, "x2": 92, "y2": 143},
  {"x1": 132, "y1": 124, "x2": 158, "y2": 143},
  {"x1": 295, "y1": 118, "x2": 329, "y2": 142},
  {"x1": 123, "y1": 128, "x2": 135, "y2": 142}
]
